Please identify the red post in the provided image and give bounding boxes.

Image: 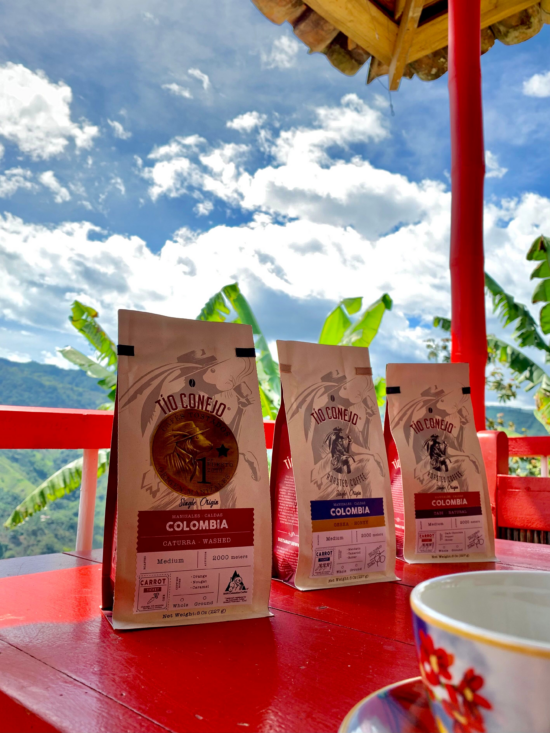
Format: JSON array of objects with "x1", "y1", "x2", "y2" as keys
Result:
[{"x1": 448, "y1": 0, "x2": 487, "y2": 431}]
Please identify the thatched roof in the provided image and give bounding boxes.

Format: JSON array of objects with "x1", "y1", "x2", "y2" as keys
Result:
[{"x1": 252, "y1": 0, "x2": 549, "y2": 89}]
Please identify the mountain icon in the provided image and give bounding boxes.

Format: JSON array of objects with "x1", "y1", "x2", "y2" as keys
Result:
[{"x1": 225, "y1": 570, "x2": 247, "y2": 593}]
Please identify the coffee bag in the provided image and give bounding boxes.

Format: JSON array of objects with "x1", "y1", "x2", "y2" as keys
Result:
[
  {"x1": 271, "y1": 341, "x2": 396, "y2": 590},
  {"x1": 385, "y1": 363, "x2": 496, "y2": 564},
  {"x1": 102, "y1": 310, "x2": 272, "y2": 629}
]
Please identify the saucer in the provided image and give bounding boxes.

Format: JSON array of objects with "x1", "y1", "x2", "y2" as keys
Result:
[{"x1": 339, "y1": 677, "x2": 436, "y2": 733}]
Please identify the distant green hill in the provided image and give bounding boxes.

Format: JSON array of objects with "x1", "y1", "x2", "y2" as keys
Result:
[
  {"x1": 0, "y1": 357, "x2": 105, "y2": 409},
  {"x1": 486, "y1": 405, "x2": 548, "y2": 436},
  {"x1": 0, "y1": 358, "x2": 108, "y2": 559}
]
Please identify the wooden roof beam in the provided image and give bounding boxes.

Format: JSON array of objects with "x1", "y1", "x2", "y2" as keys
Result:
[
  {"x1": 305, "y1": 0, "x2": 397, "y2": 65},
  {"x1": 388, "y1": 0, "x2": 424, "y2": 90},
  {"x1": 394, "y1": 0, "x2": 407, "y2": 20},
  {"x1": 408, "y1": 0, "x2": 540, "y2": 62}
]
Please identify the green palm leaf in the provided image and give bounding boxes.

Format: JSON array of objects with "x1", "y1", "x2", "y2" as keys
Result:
[
  {"x1": 487, "y1": 336, "x2": 548, "y2": 391},
  {"x1": 433, "y1": 316, "x2": 451, "y2": 332},
  {"x1": 319, "y1": 294, "x2": 392, "y2": 348},
  {"x1": 341, "y1": 294, "x2": 393, "y2": 348},
  {"x1": 4, "y1": 450, "x2": 110, "y2": 529},
  {"x1": 59, "y1": 346, "x2": 116, "y2": 405},
  {"x1": 222, "y1": 283, "x2": 280, "y2": 404},
  {"x1": 197, "y1": 283, "x2": 281, "y2": 418},
  {"x1": 59, "y1": 347, "x2": 117, "y2": 388},
  {"x1": 484, "y1": 273, "x2": 550, "y2": 354},
  {"x1": 374, "y1": 377, "x2": 386, "y2": 407},
  {"x1": 69, "y1": 300, "x2": 118, "y2": 367},
  {"x1": 319, "y1": 297, "x2": 362, "y2": 345}
]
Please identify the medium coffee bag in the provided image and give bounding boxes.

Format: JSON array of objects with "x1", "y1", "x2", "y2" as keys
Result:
[
  {"x1": 102, "y1": 310, "x2": 272, "y2": 630},
  {"x1": 385, "y1": 363, "x2": 496, "y2": 564},
  {"x1": 270, "y1": 341, "x2": 396, "y2": 590}
]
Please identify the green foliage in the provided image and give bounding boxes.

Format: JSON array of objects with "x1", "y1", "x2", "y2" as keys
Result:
[
  {"x1": 484, "y1": 273, "x2": 550, "y2": 355},
  {"x1": 197, "y1": 283, "x2": 280, "y2": 420},
  {"x1": 4, "y1": 450, "x2": 110, "y2": 529},
  {"x1": 424, "y1": 336, "x2": 450, "y2": 363},
  {"x1": 374, "y1": 377, "x2": 386, "y2": 407},
  {"x1": 485, "y1": 406, "x2": 548, "y2": 436},
  {"x1": 0, "y1": 448, "x2": 108, "y2": 559},
  {"x1": 69, "y1": 301, "x2": 118, "y2": 367},
  {"x1": 319, "y1": 294, "x2": 392, "y2": 348},
  {"x1": 527, "y1": 236, "x2": 550, "y2": 338},
  {"x1": 0, "y1": 357, "x2": 106, "y2": 409},
  {"x1": 485, "y1": 366, "x2": 517, "y2": 403},
  {"x1": 433, "y1": 316, "x2": 451, "y2": 332},
  {"x1": 487, "y1": 336, "x2": 546, "y2": 392},
  {"x1": 432, "y1": 240, "x2": 550, "y2": 431},
  {"x1": 61, "y1": 301, "x2": 117, "y2": 407}
]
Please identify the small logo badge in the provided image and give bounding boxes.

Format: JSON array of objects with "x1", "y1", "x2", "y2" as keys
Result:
[{"x1": 225, "y1": 570, "x2": 247, "y2": 593}]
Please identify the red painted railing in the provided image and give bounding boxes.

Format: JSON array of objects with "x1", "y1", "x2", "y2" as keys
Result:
[
  {"x1": 0, "y1": 406, "x2": 275, "y2": 553},
  {"x1": 479, "y1": 431, "x2": 550, "y2": 543}
]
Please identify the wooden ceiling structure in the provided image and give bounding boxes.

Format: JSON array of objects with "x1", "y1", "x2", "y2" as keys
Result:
[{"x1": 252, "y1": 0, "x2": 549, "y2": 90}]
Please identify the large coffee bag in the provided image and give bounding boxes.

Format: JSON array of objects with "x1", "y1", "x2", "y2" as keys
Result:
[
  {"x1": 271, "y1": 341, "x2": 396, "y2": 590},
  {"x1": 385, "y1": 363, "x2": 496, "y2": 564},
  {"x1": 102, "y1": 310, "x2": 272, "y2": 629}
]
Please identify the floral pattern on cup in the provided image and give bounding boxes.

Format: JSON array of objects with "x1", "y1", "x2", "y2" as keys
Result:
[{"x1": 418, "y1": 628, "x2": 492, "y2": 733}]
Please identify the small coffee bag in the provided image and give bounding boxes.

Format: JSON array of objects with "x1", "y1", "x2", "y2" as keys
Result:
[
  {"x1": 271, "y1": 341, "x2": 396, "y2": 590},
  {"x1": 385, "y1": 363, "x2": 496, "y2": 564},
  {"x1": 102, "y1": 310, "x2": 272, "y2": 629}
]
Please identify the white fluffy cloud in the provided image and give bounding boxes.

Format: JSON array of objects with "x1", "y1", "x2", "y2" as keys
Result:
[
  {"x1": 0, "y1": 63, "x2": 99, "y2": 159},
  {"x1": 108, "y1": 119, "x2": 132, "y2": 139},
  {"x1": 188, "y1": 68, "x2": 210, "y2": 91},
  {"x1": 261, "y1": 36, "x2": 300, "y2": 69},
  {"x1": 1, "y1": 93, "x2": 548, "y2": 372},
  {"x1": 1, "y1": 191, "x2": 547, "y2": 364},
  {"x1": 39, "y1": 171, "x2": 71, "y2": 203},
  {"x1": 486, "y1": 150, "x2": 507, "y2": 179},
  {"x1": 0, "y1": 168, "x2": 36, "y2": 198},
  {"x1": 162, "y1": 82, "x2": 193, "y2": 99},
  {"x1": 523, "y1": 70, "x2": 550, "y2": 98},
  {"x1": 141, "y1": 94, "x2": 432, "y2": 240},
  {"x1": 227, "y1": 111, "x2": 267, "y2": 133}
]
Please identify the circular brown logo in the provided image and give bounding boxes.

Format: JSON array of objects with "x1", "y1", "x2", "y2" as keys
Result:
[{"x1": 151, "y1": 408, "x2": 239, "y2": 497}]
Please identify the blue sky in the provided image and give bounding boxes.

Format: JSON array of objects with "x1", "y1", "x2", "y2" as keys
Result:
[{"x1": 0, "y1": 0, "x2": 549, "y2": 407}]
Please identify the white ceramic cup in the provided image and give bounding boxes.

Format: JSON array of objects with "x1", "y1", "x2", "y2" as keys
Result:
[{"x1": 410, "y1": 571, "x2": 550, "y2": 733}]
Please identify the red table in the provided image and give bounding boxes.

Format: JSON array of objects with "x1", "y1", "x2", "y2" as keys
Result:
[{"x1": 1, "y1": 540, "x2": 549, "y2": 733}]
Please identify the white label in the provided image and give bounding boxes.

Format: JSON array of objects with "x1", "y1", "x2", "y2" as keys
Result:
[
  {"x1": 311, "y1": 528, "x2": 387, "y2": 577},
  {"x1": 134, "y1": 547, "x2": 254, "y2": 613}
]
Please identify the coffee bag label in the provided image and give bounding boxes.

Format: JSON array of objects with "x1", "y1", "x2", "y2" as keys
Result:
[
  {"x1": 271, "y1": 341, "x2": 396, "y2": 590},
  {"x1": 385, "y1": 363, "x2": 496, "y2": 564},
  {"x1": 102, "y1": 310, "x2": 272, "y2": 629},
  {"x1": 310, "y1": 498, "x2": 387, "y2": 577}
]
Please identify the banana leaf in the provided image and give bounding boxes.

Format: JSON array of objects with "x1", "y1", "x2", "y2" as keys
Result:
[
  {"x1": 59, "y1": 346, "x2": 116, "y2": 404},
  {"x1": 535, "y1": 386, "x2": 550, "y2": 434},
  {"x1": 341, "y1": 294, "x2": 392, "y2": 348},
  {"x1": 318, "y1": 297, "x2": 362, "y2": 345},
  {"x1": 487, "y1": 335, "x2": 547, "y2": 391},
  {"x1": 433, "y1": 316, "x2": 451, "y2": 331},
  {"x1": 374, "y1": 377, "x2": 386, "y2": 407},
  {"x1": 526, "y1": 235, "x2": 550, "y2": 263},
  {"x1": 484, "y1": 273, "x2": 550, "y2": 354},
  {"x1": 197, "y1": 283, "x2": 280, "y2": 418},
  {"x1": 4, "y1": 450, "x2": 110, "y2": 529},
  {"x1": 69, "y1": 300, "x2": 118, "y2": 367},
  {"x1": 222, "y1": 283, "x2": 280, "y2": 404}
]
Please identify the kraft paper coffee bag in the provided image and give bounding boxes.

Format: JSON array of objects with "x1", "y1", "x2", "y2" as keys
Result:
[
  {"x1": 385, "y1": 363, "x2": 496, "y2": 564},
  {"x1": 270, "y1": 341, "x2": 397, "y2": 590},
  {"x1": 102, "y1": 310, "x2": 272, "y2": 630}
]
